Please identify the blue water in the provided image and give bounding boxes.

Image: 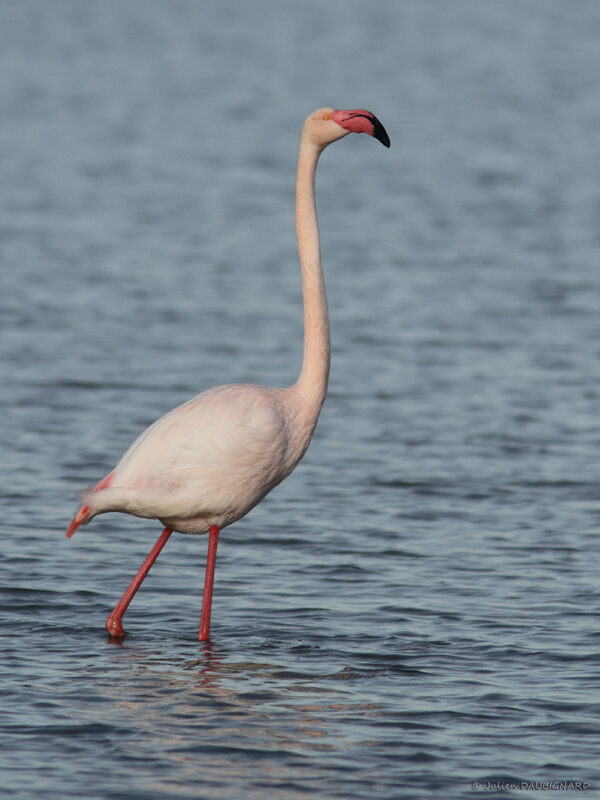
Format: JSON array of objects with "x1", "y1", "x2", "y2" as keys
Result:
[{"x1": 1, "y1": 1, "x2": 600, "y2": 797}]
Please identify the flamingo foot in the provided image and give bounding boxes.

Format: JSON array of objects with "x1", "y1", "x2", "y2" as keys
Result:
[
  {"x1": 106, "y1": 611, "x2": 126, "y2": 639},
  {"x1": 198, "y1": 526, "x2": 220, "y2": 642}
]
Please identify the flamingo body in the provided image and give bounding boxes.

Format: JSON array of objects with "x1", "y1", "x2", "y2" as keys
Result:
[
  {"x1": 66, "y1": 106, "x2": 390, "y2": 639},
  {"x1": 76, "y1": 384, "x2": 311, "y2": 535}
]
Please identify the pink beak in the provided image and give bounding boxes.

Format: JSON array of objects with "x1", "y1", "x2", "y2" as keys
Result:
[{"x1": 330, "y1": 109, "x2": 390, "y2": 147}]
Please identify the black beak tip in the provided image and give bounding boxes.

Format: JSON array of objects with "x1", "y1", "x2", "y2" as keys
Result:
[{"x1": 371, "y1": 115, "x2": 391, "y2": 148}]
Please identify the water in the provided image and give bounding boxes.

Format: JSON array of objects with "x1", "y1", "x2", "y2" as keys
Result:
[{"x1": 1, "y1": 1, "x2": 599, "y2": 797}]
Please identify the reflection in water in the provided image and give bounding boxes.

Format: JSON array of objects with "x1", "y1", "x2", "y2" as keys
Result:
[{"x1": 87, "y1": 644, "x2": 384, "y2": 795}]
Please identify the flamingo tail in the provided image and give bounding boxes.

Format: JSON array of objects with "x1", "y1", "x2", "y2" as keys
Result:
[
  {"x1": 66, "y1": 470, "x2": 115, "y2": 539},
  {"x1": 66, "y1": 505, "x2": 92, "y2": 539}
]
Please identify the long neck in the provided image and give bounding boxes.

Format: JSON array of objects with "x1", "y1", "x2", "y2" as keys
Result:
[{"x1": 291, "y1": 139, "x2": 330, "y2": 421}]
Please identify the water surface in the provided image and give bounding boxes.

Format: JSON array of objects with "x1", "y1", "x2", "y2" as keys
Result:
[{"x1": 1, "y1": 2, "x2": 600, "y2": 797}]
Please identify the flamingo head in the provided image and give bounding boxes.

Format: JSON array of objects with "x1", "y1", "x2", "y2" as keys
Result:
[{"x1": 303, "y1": 107, "x2": 390, "y2": 150}]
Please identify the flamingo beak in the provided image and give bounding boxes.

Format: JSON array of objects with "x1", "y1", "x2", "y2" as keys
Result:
[
  {"x1": 366, "y1": 113, "x2": 391, "y2": 148},
  {"x1": 331, "y1": 109, "x2": 391, "y2": 148}
]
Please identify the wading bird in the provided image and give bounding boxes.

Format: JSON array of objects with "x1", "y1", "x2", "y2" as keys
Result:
[{"x1": 66, "y1": 106, "x2": 390, "y2": 640}]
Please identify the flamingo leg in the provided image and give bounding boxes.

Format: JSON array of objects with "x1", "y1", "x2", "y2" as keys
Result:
[
  {"x1": 198, "y1": 525, "x2": 220, "y2": 642},
  {"x1": 106, "y1": 527, "x2": 172, "y2": 638}
]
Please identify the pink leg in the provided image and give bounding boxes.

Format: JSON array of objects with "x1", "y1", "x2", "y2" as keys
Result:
[
  {"x1": 106, "y1": 527, "x2": 172, "y2": 638},
  {"x1": 198, "y1": 526, "x2": 220, "y2": 642}
]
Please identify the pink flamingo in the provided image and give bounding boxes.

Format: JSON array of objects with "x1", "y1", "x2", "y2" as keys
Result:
[{"x1": 66, "y1": 107, "x2": 390, "y2": 641}]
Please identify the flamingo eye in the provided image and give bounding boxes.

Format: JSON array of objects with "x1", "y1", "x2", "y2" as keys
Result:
[{"x1": 323, "y1": 114, "x2": 330, "y2": 120}]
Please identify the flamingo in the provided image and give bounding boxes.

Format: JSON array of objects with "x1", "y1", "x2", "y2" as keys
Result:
[{"x1": 66, "y1": 107, "x2": 390, "y2": 641}]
